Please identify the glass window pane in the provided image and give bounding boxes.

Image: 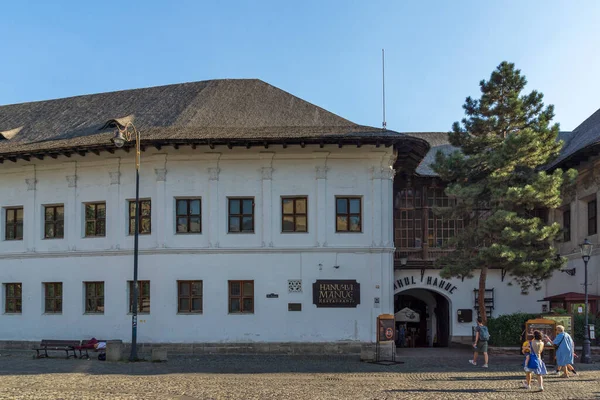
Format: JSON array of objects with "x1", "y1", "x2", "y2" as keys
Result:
[
  {"x1": 97, "y1": 220, "x2": 106, "y2": 236},
  {"x1": 7, "y1": 285, "x2": 14, "y2": 297},
  {"x1": 350, "y1": 199, "x2": 361, "y2": 214},
  {"x1": 243, "y1": 282, "x2": 254, "y2": 296},
  {"x1": 141, "y1": 299, "x2": 150, "y2": 312},
  {"x1": 177, "y1": 217, "x2": 188, "y2": 233},
  {"x1": 85, "y1": 205, "x2": 95, "y2": 219},
  {"x1": 16, "y1": 208, "x2": 24, "y2": 220},
  {"x1": 189, "y1": 217, "x2": 201, "y2": 232},
  {"x1": 141, "y1": 201, "x2": 151, "y2": 216},
  {"x1": 85, "y1": 221, "x2": 95, "y2": 236},
  {"x1": 7, "y1": 210, "x2": 14, "y2": 222},
  {"x1": 282, "y1": 199, "x2": 294, "y2": 214},
  {"x1": 6, "y1": 228, "x2": 15, "y2": 240},
  {"x1": 45, "y1": 207, "x2": 54, "y2": 220},
  {"x1": 86, "y1": 283, "x2": 94, "y2": 296},
  {"x1": 296, "y1": 198, "x2": 307, "y2": 214},
  {"x1": 349, "y1": 216, "x2": 361, "y2": 231},
  {"x1": 190, "y1": 200, "x2": 201, "y2": 215},
  {"x1": 129, "y1": 220, "x2": 135, "y2": 235},
  {"x1": 56, "y1": 283, "x2": 62, "y2": 296},
  {"x1": 230, "y1": 281, "x2": 241, "y2": 296},
  {"x1": 242, "y1": 216, "x2": 253, "y2": 232},
  {"x1": 45, "y1": 223, "x2": 54, "y2": 238},
  {"x1": 191, "y1": 281, "x2": 202, "y2": 296},
  {"x1": 282, "y1": 216, "x2": 295, "y2": 232},
  {"x1": 7, "y1": 299, "x2": 15, "y2": 312},
  {"x1": 229, "y1": 200, "x2": 240, "y2": 214},
  {"x1": 243, "y1": 298, "x2": 254, "y2": 312},
  {"x1": 230, "y1": 298, "x2": 241, "y2": 313},
  {"x1": 97, "y1": 297, "x2": 104, "y2": 312},
  {"x1": 45, "y1": 299, "x2": 54, "y2": 312},
  {"x1": 337, "y1": 216, "x2": 348, "y2": 231},
  {"x1": 179, "y1": 298, "x2": 190, "y2": 312},
  {"x1": 56, "y1": 221, "x2": 64, "y2": 237},
  {"x1": 15, "y1": 284, "x2": 21, "y2": 296},
  {"x1": 142, "y1": 282, "x2": 150, "y2": 296},
  {"x1": 56, "y1": 299, "x2": 62, "y2": 313},
  {"x1": 47, "y1": 284, "x2": 54, "y2": 297},
  {"x1": 242, "y1": 199, "x2": 253, "y2": 215},
  {"x1": 97, "y1": 204, "x2": 106, "y2": 218},
  {"x1": 179, "y1": 282, "x2": 190, "y2": 296},
  {"x1": 56, "y1": 207, "x2": 64, "y2": 220},
  {"x1": 141, "y1": 218, "x2": 151, "y2": 234},
  {"x1": 129, "y1": 202, "x2": 136, "y2": 217},
  {"x1": 296, "y1": 216, "x2": 307, "y2": 232},
  {"x1": 337, "y1": 198, "x2": 347, "y2": 214},
  {"x1": 177, "y1": 200, "x2": 188, "y2": 216},
  {"x1": 192, "y1": 298, "x2": 202, "y2": 311},
  {"x1": 97, "y1": 283, "x2": 104, "y2": 296},
  {"x1": 229, "y1": 217, "x2": 240, "y2": 232}
]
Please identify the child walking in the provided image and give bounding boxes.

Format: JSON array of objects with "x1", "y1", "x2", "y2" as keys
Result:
[{"x1": 522, "y1": 330, "x2": 547, "y2": 391}]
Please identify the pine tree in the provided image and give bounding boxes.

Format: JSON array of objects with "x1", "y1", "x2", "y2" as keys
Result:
[{"x1": 431, "y1": 62, "x2": 577, "y2": 323}]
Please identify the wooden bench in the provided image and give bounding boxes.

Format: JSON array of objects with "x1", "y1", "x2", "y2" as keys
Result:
[
  {"x1": 76, "y1": 339, "x2": 107, "y2": 359},
  {"x1": 33, "y1": 340, "x2": 79, "y2": 359}
]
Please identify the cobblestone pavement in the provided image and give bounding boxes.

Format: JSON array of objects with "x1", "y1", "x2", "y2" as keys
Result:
[{"x1": 0, "y1": 348, "x2": 599, "y2": 399}]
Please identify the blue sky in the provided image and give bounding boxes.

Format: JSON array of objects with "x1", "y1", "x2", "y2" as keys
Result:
[{"x1": 1, "y1": 1, "x2": 599, "y2": 132}]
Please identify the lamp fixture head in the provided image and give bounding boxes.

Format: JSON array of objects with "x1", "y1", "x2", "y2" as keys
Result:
[
  {"x1": 580, "y1": 238, "x2": 593, "y2": 258},
  {"x1": 112, "y1": 130, "x2": 126, "y2": 148}
]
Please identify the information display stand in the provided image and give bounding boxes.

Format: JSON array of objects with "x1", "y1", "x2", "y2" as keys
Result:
[{"x1": 371, "y1": 314, "x2": 404, "y2": 365}]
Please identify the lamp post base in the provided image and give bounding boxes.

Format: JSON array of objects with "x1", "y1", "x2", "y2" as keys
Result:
[{"x1": 581, "y1": 336, "x2": 593, "y2": 364}]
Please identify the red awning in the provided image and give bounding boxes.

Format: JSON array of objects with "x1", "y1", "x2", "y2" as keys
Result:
[{"x1": 542, "y1": 292, "x2": 600, "y2": 302}]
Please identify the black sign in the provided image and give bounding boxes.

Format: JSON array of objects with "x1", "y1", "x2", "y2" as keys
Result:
[
  {"x1": 313, "y1": 280, "x2": 360, "y2": 308},
  {"x1": 393, "y1": 275, "x2": 457, "y2": 295},
  {"x1": 266, "y1": 293, "x2": 279, "y2": 299}
]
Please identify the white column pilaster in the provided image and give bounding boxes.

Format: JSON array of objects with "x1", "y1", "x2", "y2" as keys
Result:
[
  {"x1": 208, "y1": 166, "x2": 220, "y2": 248},
  {"x1": 260, "y1": 152, "x2": 275, "y2": 248},
  {"x1": 107, "y1": 160, "x2": 122, "y2": 250},
  {"x1": 155, "y1": 163, "x2": 167, "y2": 248},
  {"x1": 24, "y1": 166, "x2": 37, "y2": 252},
  {"x1": 64, "y1": 162, "x2": 78, "y2": 250}
]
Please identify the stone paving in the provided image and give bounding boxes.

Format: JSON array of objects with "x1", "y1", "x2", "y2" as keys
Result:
[{"x1": 0, "y1": 348, "x2": 599, "y2": 399}]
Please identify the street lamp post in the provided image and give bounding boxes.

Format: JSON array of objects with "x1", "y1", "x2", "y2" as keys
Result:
[
  {"x1": 112, "y1": 123, "x2": 141, "y2": 362},
  {"x1": 579, "y1": 238, "x2": 593, "y2": 364}
]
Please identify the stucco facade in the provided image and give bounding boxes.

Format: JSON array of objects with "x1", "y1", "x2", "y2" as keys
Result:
[{"x1": 0, "y1": 147, "x2": 398, "y2": 344}]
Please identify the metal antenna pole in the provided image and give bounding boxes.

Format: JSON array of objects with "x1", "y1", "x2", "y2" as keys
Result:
[{"x1": 382, "y1": 49, "x2": 387, "y2": 130}]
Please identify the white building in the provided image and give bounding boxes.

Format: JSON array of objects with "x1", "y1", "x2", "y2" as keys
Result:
[
  {"x1": 0, "y1": 79, "x2": 413, "y2": 352},
  {"x1": 0, "y1": 79, "x2": 569, "y2": 353}
]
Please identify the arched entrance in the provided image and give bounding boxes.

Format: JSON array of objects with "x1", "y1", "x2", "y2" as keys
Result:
[{"x1": 394, "y1": 288, "x2": 451, "y2": 347}]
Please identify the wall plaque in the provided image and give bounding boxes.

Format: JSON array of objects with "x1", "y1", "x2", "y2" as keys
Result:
[{"x1": 312, "y1": 280, "x2": 360, "y2": 308}]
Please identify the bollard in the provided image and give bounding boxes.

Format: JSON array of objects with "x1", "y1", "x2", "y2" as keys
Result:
[{"x1": 106, "y1": 340, "x2": 123, "y2": 362}]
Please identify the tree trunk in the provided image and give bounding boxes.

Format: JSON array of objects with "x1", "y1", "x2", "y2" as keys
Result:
[{"x1": 478, "y1": 266, "x2": 488, "y2": 324}]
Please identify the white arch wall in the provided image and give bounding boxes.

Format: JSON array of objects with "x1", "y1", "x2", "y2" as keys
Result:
[{"x1": 393, "y1": 269, "x2": 546, "y2": 343}]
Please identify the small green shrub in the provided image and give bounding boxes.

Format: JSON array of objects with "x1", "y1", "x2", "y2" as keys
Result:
[
  {"x1": 486, "y1": 313, "x2": 538, "y2": 346},
  {"x1": 573, "y1": 314, "x2": 598, "y2": 345}
]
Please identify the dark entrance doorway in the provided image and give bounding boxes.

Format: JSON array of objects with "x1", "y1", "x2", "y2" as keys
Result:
[{"x1": 394, "y1": 289, "x2": 450, "y2": 347}]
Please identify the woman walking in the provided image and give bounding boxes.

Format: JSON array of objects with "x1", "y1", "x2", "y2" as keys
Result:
[
  {"x1": 522, "y1": 330, "x2": 548, "y2": 391},
  {"x1": 547, "y1": 325, "x2": 575, "y2": 378}
]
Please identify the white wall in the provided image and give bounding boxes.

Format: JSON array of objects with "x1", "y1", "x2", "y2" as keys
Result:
[
  {"x1": 0, "y1": 146, "x2": 397, "y2": 343},
  {"x1": 394, "y1": 269, "x2": 547, "y2": 339}
]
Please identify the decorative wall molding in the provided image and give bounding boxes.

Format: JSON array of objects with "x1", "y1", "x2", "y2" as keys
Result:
[
  {"x1": 0, "y1": 246, "x2": 395, "y2": 260},
  {"x1": 315, "y1": 166, "x2": 329, "y2": 180},
  {"x1": 155, "y1": 168, "x2": 167, "y2": 182},
  {"x1": 109, "y1": 171, "x2": 121, "y2": 185},
  {"x1": 25, "y1": 179, "x2": 37, "y2": 191},
  {"x1": 382, "y1": 167, "x2": 396, "y2": 180},
  {"x1": 261, "y1": 167, "x2": 273, "y2": 180},
  {"x1": 208, "y1": 168, "x2": 220, "y2": 181},
  {"x1": 66, "y1": 175, "x2": 77, "y2": 188}
]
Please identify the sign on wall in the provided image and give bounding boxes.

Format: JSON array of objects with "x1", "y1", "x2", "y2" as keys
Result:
[
  {"x1": 393, "y1": 275, "x2": 458, "y2": 295},
  {"x1": 312, "y1": 280, "x2": 360, "y2": 308},
  {"x1": 377, "y1": 314, "x2": 395, "y2": 342}
]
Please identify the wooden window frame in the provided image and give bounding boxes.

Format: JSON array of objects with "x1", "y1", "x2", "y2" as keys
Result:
[
  {"x1": 84, "y1": 202, "x2": 106, "y2": 237},
  {"x1": 281, "y1": 196, "x2": 308, "y2": 233},
  {"x1": 588, "y1": 200, "x2": 597, "y2": 236},
  {"x1": 175, "y1": 198, "x2": 202, "y2": 234},
  {"x1": 177, "y1": 280, "x2": 203, "y2": 313},
  {"x1": 426, "y1": 188, "x2": 463, "y2": 248},
  {"x1": 4, "y1": 283, "x2": 22, "y2": 314},
  {"x1": 395, "y1": 188, "x2": 423, "y2": 248},
  {"x1": 228, "y1": 280, "x2": 254, "y2": 314},
  {"x1": 335, "y1": 196, "x2": 362, "y2": 232},
  {"x1": 129, "y1": 281, "x2": 150, "y2": 314},
  {"x1": 228, "y1": 198, "x2": 255, "y2": 233},
  {"x1": 128, "y1": 199, "x2": 151, "y2": 235},
  {"x1": 44, "y1": 282, "x2": 63, "y2": 313},
  {"x1": 84, "y1": 281, "x2": 104, "y2": 314},
  {"x1": 44, "y1": 204, "x2": 64, "y2": 239},
  {"x1": 563, "y1": 209, "x2": 571, "y2": 242},
  {"x1": 5, "y1": 207, "x2": 24, "y2": 241}
]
